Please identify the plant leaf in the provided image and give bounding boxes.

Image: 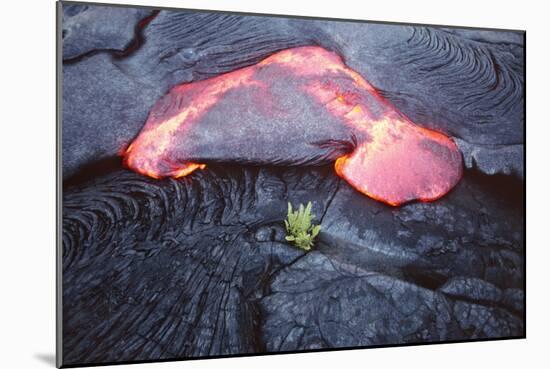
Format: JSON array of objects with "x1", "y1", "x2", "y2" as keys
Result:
[
  {"x1": 284, "y1": 201, "x2": 321, "y2": 251},
  {"x1": 311, "y1": 224, "x2": 321, "y2": 238}
]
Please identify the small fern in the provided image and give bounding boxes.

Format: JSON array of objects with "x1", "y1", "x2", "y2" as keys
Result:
[{"x1": 284, "y1": 201, "x2": 321, "y2": 251}]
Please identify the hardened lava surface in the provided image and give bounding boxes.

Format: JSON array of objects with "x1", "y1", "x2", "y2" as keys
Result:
[
  {"x1": 61, "y1": 4, "x2": 524, "y2": 366},
  {"x1": 62, "y1": 166, "x2": 523, "y2": 365}
]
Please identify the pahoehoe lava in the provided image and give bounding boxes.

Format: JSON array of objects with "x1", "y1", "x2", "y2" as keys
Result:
[
  {"x1": 62, "y1": 165, "x2": 524, "y2": 365},
  {"x1": 62, "y1": 11, "x2": 524, "y2": 180},
  {"x1": 61, "y1": 6, "x2": 524, "y2": 366},
  {"x1": 124, "y1": 46, "x2": 463, "y2": 206}
]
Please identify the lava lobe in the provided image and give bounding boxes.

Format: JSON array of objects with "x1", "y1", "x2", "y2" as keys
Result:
[{"x1": 124, "y1": 46, "x2": 462, "y2": 206}]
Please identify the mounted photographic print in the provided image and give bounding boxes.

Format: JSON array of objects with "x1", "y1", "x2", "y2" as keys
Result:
[{"x1": 57, "y1": 1, "x2": 526, "y2": 367}]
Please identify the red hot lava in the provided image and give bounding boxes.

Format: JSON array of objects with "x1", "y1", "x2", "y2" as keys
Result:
[{"x1": 124, "y1": 46, "x2": 462, "y2": 206}]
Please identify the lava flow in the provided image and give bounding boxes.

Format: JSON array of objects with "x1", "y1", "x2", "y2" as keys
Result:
[{"x1": 124, "y1": 46, "x2": 462, "y2": 206}]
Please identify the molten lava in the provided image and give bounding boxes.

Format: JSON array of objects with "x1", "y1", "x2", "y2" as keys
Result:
[{"x1": 124, "y1": 46, "x2": 462, "y2": 206}]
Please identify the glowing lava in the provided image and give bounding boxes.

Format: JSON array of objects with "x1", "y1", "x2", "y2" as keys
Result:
[{"x1": 124, "y1": 46, "x2": 462, "y2": 206}]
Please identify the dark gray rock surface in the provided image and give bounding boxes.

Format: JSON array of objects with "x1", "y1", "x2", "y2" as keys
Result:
[
  {"x1": 62, "y1": 54, "x2": 163, "y2": 178},
  {"x1": 62, "y1": 166, "x2": 524, "y2": 365},
  {"x1": 62, "y1": 6, "x2": 524, "y2": 179},
  {"x1": 62, "y1": 4, "x2": 154, "y2": 60},
  {"x1": 335, "y1": 25, "x2": 524, "y2": 146},
  {"x1": 60, "y1": 4, "x2": 525, "y2": 366},
  {"x1": 63, "y1": 166, "x2": 338, "y2": 363},
  {"x1": 456, "y1": 138, "x2": 524, "y2": 178}
]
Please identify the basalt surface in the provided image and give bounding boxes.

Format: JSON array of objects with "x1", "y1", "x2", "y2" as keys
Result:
[
  {"x1": 61, "y1": 5, "x2": 525, "y2": 366},
  {"x1": 62, "y1": 8, "x2": 524, "y2": 179},
  {"x1": 62, "y1": 166, "x2": 523, "y2": 365}
]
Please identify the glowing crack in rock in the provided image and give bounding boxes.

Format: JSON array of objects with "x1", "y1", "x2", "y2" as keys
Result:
[{"x1": 124, "y1": 46, "x2": 462, "y2": 206}]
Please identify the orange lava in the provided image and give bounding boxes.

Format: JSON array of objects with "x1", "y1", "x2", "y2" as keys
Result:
[
  {"x1": 333, "y1": 118, "x2": 462, "y2": 206},
  {"x1": 124, "y1": 67, "x2": 259, "y2": 179},
  {"x1": 124, "y1": 46, "x2": 462, "y2": 206}
]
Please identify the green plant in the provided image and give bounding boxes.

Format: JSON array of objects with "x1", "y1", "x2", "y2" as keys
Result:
[{"x1": 284, "y1": 201, "x2": 321, "y2": 251}]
